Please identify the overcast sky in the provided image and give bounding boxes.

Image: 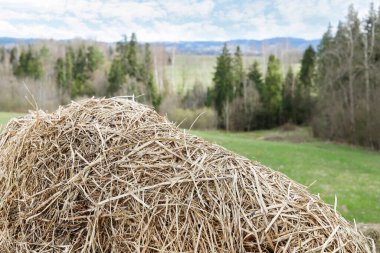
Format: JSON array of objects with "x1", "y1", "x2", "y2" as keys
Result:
[{"x1": 0, "y1": 0, "x2": 379, "y2": 42}]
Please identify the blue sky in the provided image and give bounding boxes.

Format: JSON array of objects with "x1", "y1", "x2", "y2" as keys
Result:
[{"x1": 0, "y1": 0, "x2": 378, "y2": 42}]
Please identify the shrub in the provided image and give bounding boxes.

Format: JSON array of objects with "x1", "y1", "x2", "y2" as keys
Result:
[{"x1": 167, "y1": 107, "x2": 217, "y2": 130}]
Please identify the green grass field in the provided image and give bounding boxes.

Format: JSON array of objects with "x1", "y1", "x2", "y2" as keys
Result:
[
  {"x1": 192, "y1": 129, "x2": 380, "y2": 223},
  {"x1": 1, "y1": 112, "x2": 379, "y2": 223},
  {"x1": 0, "y1": 112, "x2": 22, "y2": 126}
]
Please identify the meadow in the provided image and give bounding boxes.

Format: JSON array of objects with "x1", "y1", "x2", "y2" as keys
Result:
[
  {"x1": 192, "y1": 128, "x2": 380, "y2": 223},
  {"x1": 1, "y1": 112, "x2": 379, "y2": 223}
]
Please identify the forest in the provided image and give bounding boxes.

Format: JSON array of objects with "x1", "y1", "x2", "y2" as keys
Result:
[{"x1": 0, "y1": 4, "x2": 379, "y2": 150}]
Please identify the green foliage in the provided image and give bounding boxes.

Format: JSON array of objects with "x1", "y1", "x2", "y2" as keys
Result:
[
  {"x1": 299, "y1": 45, "x2": 316, "y2": 90},
  {"x1": 127, "y1": 33, "x2": 139, "y2": 78},
  {"x1": 107, "y1": 36, "x2": 161, "y2": 109},
  {"x1": 294, "y1": 45, "x2": 316, "y2": 124},
  {"x1": 55, "y1": 58, "x2": 66, "y2": 89},
  {"x1": 13, "y1": 47, "x2": 44, "y2": 80},
  {"x1": 87, "y1": 46, "x2": 104, "y2": 72},
  {"x1": 167, "y1": 107, "x2": 217, "y2": 130},
  {"x1": 55, "y1": 45, "x2": 104, "y2": 99},
  {"x1": 313, "y1": 4, "x2": 380, "y2": 149},
  {"x1": 9, "y1": 47, "x2": 17, "y2": 65},
  {"x1": 65, "y1": 48, "x2": 74, "y2": 96},
  {"x1": 232, "y1": 46, "x2": 244, "y2": 96},
  {"x1": 282, "y1": 67, "x2": 296, "y2": 123},
  {"x1": 212, "y1": 43, "x2": 234, "y2": 127},
  {"x1": 107, "y1": 58, "x2": 126, "y2": 96},
  {"x1": 248, "y1": 61, "x2": 264, "y2": 97},
  {"x1": 0, "y1": 47, "x2": 5, "y2": 63},
  {"x1": 262, "y1": 55, "x2": 283, "y2": 126},
  {"x1": 142, "y1": 43, "x2": 161, "y2": 109}
]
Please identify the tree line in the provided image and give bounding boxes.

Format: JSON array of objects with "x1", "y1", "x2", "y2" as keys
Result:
[
  {"x1": 2, "y1": 33, "x2": 161, "y2": 109},
  {"x1": 208, "y1": 44, "x2": 315, "y2": 131},
  {"x1": 313, "y1": 4, "x2": 380, "y2": 149},
  {"x1": 1, "y1": 4, "x2": 379, "y2": 150},
  {"x1": 208, "y1": 4, "x2": 380, "y2": 149}
]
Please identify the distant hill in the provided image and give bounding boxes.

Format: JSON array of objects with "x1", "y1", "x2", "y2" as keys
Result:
[
  {"x1": 0, "y1": 36, "x2": 320, "y2": 55},
  {"x1": 0, "y1": 37, "x2": 38, "y2": 45},
  {"x1": 158, "y1": 37, "x2": 320, "y2": 55}
]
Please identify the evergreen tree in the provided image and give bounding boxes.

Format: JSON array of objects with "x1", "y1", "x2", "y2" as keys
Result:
[
  {"x1": 212, "y1": 43, "x2": 234, "y2": 129},
  {"x1": 248, "y1": 61, "x2": 264, "y2": 97},
  {"x1": 65, "y1": 47, "x2": 74, "y2": 97},
  {"x1": 263, "y1": 54, "x2": 283, "y2": 126},
  {"x1": 0, "y1": 47, "x2": 5, "y2": 63},
  {"x1": 282, "y1": 67, "x2": 296, "y2": 123},
  {"x1": 55, "y1": 58, "x2": 66, "y2": 89},
  {"x1": 295, "y1": 45, "x2": 316, "y2": 123},
  {"x1": 127, "y1": 33, "x2": 139, "y2": 78},
  {"x1": 87, "y1": 46, "x2": 104, "y2": 72},
  {"x1": 14, "y1": 47, "x2": 43, "y2": 80},
  {"x1": 299, "y1": 45, "x2": 316, "y2": 90},
  {"x1": 232, "y1": 46, "x2": 244, "y2": 96},
  {"x1": 9, "y1": 47, "x2": 17, "y2": 65},
  {"x1": 142, "y1": 43, "x2": 161, "y2": 108},
  {"x1": 107, "y1": 58, "x2": 126, "y2": 96},
  {"x1": 55, "y1": 45, "x2": 104, "y2": 99}
]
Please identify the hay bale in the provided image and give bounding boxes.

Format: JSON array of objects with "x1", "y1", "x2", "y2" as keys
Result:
[{"x1": 0, "y1": 98, "x2": 374, "y2": 252}]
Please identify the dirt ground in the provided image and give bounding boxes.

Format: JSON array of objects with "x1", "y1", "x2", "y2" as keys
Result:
[{"x1": 358, "y1": 224, "x2": 380, "y2": 252}]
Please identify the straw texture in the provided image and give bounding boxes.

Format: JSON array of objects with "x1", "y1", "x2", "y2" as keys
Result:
[{"x1": 0, "y1": 98, "x2": 375, "y2": 252}]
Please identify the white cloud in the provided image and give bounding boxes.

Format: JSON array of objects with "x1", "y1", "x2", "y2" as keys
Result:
[{"x1": 0, "y1": 0, "x2": 379, "y2": 41}]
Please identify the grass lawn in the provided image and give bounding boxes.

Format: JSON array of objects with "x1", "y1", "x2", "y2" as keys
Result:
[
  {"x1": 0, "y1": 112, "x2": 22, "y2": 126},
  {"x1": 191, "y1": 129, "x2": 380, "y2": 223}
]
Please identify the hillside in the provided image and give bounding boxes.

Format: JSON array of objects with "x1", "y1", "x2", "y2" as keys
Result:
[
  {"x1": 0, "y1": 36, "x2": 320, "y2": 55},
  {"x1": 161, "y1": 37, "x2": 320, "y2": 55}
]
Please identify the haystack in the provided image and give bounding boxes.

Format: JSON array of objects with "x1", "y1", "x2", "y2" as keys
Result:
[{"x1": 0, "y1": 98, "x2": 375, "y2": 252}]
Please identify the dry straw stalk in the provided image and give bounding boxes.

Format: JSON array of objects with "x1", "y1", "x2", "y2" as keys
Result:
[{"x1": 0, "y1": 98, "x2": 375, "y2": 252}]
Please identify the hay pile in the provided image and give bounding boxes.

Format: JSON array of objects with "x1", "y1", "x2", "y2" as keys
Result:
[{"x1": 0, "y1": 98, "x2": 375, "y2": 252}]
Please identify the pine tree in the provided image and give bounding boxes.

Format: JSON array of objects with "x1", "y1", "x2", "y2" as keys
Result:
[
  {"x1": 55, "y1": 58, "x2": 66, "y2": 89},
  {"x1": 264, "y1": 54, "x2": 283, "y2": 126},
  {"x1": 0, "y1": 47, "x2": 5, "y2": 63},
  {"x1": 212, "y1": 43, "x2": 234, "y2": 129},
  {"x1": 87, "y1": 46, "x2": 104, "y2": 72},
  {"x1": 248, "y1": 61, "x2": 264, "y2": 97},
  {"x1": 142, "y1": 43, "x2": 161, "y2": 108},
  {"x1": 14, "y1": 47, "x2": 43, "y2": 80},
  {"x1": 299, "y1": 45, "x2": 316, "y2": 91},
  {"x1": 127, "y1": 33, "x2": 138, "y2": 77},
  {"x1": 295, "y1": 45, "x2": 316, "y2": 123},
  {"x1": 107, "y1": 58, "x2": 126, "y2": 96},
  {"x1": 65, "y1": 47, "x2": 74, "y2": 97},
  {"x1": 9, "y1": 47, "x2": 17, "y2": 65},
  {"x1": 232, "y1": 46, "x2": 244, "y2": 96},
  {"x1": 282, "y1": 67, "x2": 296, "y2": 123}
]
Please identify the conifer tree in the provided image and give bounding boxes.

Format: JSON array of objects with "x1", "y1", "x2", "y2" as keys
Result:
[
  {"x1": 107, "y1": 58, "x2": 126, "y2": 96},
  {"x1": 282, "y1": 67, "x2": 296, "y2": 123},
  {"x1": 263, "y1": 54, "x2": 283, "y2": 126},
  {"x1": 232, "y1": 46, "x2": 244, "y2": 96},
  {"x1": 295, "y1": 45, "x2": 316, "y2": 123},
  {"x1": 127, "y1": 33, "x2": 138, "y2": 77},
  {"x1": 248, "y1": 61, "x2": 264, "y2": 98},
  {"x1": 212, "y1": 43, "x2": 234, "y2": 129}
]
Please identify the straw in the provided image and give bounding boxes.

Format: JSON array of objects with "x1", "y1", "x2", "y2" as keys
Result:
[{"x1": 0, "y1": 98, "x2": 375, "y2": 252}]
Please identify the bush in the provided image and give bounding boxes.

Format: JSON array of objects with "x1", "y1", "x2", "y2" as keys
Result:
[{"x1": 167, "y1": 107, "x2": 217, "y2": 130}]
